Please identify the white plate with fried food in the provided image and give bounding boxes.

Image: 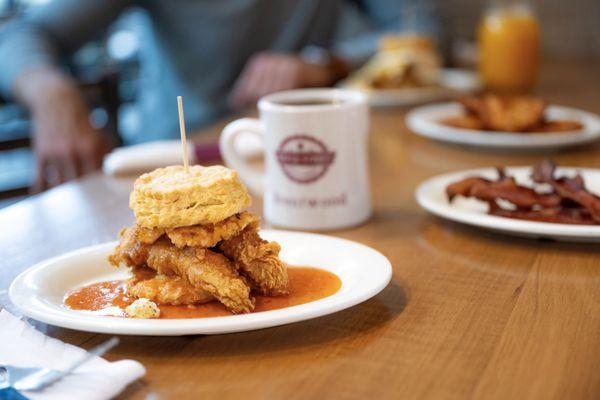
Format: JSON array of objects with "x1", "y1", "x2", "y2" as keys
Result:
[
  {"x1": 416, "y1": 162, "x2": 600, "y2": 242},
  {"x1": 341, "y1": 69, "x2": 480, "y2": 107},
  {"x1": 407, "y1": 100, "x2": 600, "y2": 150},
  {"x1": 9, "y1": 230, "x2": 392, "y2": 335}
]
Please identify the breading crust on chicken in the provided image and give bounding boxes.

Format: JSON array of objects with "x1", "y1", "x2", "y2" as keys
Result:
[
  {"x1": 110, "y1": 226, "x2": 255, "y2": 313},
  {"x1": 108, "y1": 210, "x2": 288, "y2": 312},
  {"x1": 165, "y1": 211, "x2": 258, "y2": 249},
  {"x1": 128, "y1": 267, "x2": 213, "y2": 305},
  {"x1": 220, "y1": 225, "x2": 289, "y2": 296},
  {"x1": 117, "y1": 212, "x2": 258, "y2": 250},
  {"x1": 109, "y1": 225, "x2": 150, "y2": 268},
  {"x1": 146, "y1": 239, "x2": 255, "y2": 313}
]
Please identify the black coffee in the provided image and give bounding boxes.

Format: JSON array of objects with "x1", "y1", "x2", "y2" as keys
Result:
[{"x1": 275, "y1": 99, "x2": 344, "y2": 106}]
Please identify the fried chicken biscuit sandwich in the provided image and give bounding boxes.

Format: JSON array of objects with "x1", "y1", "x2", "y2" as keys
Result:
[{"x1": 109, "y1": 165, "x2": 289, "y2": 317}]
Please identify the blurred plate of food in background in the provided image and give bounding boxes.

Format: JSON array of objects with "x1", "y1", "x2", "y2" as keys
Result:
[
  {"x1": 340, "y1": 34, "x2": 480, "y2": 107},
  {"x1": 415, "y1": 160, "x2": 600, "y2": 242},
  {"x1": 407, "y1": 95, "x2": 600, "y2": 150}
]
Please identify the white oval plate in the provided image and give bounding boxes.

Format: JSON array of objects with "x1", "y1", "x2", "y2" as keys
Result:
[
  {"x1": 407, "y1": 102, "x2": 600, "y2": 150},
  {"x1": 416, "y1": 167, "x2": 600, "y2": 242},
  {"x1": 340, "y1": 69, "x2": 480, "y2": 107},
  {"x1": 9, "y1": 230, "x2": 392, "y2": 336}
]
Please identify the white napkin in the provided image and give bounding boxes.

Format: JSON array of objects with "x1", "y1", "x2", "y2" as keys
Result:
[
  {"x1": 0, "y1": 310, "x2": 145, "y2": 400},
  {"x1": 102, "y1": 140, "x2": 190, "y2": 176},
  {"x1": 102, "y1": 135, "x2": 263, "y2": 176}
]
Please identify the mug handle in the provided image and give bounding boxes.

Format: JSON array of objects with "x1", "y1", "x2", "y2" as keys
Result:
[{"x1": 219, "y1": 118, "x2": 265, "y2": 195}]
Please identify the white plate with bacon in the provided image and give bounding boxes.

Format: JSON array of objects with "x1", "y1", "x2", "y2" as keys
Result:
[
  {"x1": 416, "y1": 161, "x2": 600, "y2": 242},
  {"x1": 9, "y1": 230, "x2": 392, "y2": 336}
]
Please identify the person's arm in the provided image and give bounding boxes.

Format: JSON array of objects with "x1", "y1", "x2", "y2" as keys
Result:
[
  {"x1": 229, "y1": 51, "x2": 347, "y2": 109},
  {"x1": 332, "y1": 0, "x2": 440, "y2": 69},
  {"x1": 0, "y1": 0, "x2": 131, "y2": 191},
  {"x1": 0, "y1": 0, "x2": 131, "y2": 97}
]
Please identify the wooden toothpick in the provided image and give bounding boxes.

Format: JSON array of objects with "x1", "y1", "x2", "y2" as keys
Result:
[{"x1": 177, "y1": 96, "x2": 189, "y2": 173}]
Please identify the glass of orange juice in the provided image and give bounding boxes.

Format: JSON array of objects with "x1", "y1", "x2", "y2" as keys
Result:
[{"x1": 478, "y1": 0, "x2": 540, "y2": 93}]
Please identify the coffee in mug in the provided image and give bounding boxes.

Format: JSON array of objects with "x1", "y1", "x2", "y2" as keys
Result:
[{"x1": 219, "y1": 88, "x2": 371, "y2": 230}]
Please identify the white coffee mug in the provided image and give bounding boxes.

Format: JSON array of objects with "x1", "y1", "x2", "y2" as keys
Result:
[{"x1": 220, "y1": 88, "x2": 371, "y2": 230}]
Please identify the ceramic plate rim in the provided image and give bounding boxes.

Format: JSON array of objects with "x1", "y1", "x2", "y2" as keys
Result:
[
  {"x1": 340, "y1": 69, "x2": 480, "y2": 107},
  {"x1": 406, "y1": 103, "x2": 600, "y2": 149},
  {"x1": 415, "y1": 166, "x2": 600, "y2": 241},
  {"x1": 9, "y1": 229, "x2": 392, "y2": 336}
]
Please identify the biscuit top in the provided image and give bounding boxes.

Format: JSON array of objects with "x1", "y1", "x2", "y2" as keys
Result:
[
  {"x1": 134, "y1": 165, "x2": 237, "y2": 195},
  {"x1": 130, "y1": 165, "x2": 251, "y2": 228}
]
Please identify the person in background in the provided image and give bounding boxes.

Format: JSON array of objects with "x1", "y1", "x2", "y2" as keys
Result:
[{"x1": 0, "y1": 0, "x2": 437, "y2": 191}]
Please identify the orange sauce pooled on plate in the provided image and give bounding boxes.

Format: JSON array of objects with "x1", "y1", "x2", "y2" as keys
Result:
[{"x1": 64, "y1": 267, "x2": 341, "y2": 319}]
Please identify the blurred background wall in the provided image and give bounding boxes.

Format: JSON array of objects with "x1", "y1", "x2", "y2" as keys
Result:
[
  {"x1": 439, "y1": 0, "x2": 600, "y2": 63},
  {"x1": 0, "y1": 0, "x2": 598, "y2": 208}
]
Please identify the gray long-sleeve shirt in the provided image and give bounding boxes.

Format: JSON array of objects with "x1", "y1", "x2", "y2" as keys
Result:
[{"x1": 0, "y1": 0, "x2": 436, "y2": 143}]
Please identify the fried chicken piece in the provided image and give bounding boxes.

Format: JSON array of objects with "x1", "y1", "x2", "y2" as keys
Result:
[
  {"x1": 127, "y1": 267, "x2": 213, "y2": 305},
  {"x1": 116, "y1": 212, "x2": 257, "y2": 251},
  {"x1": 108, "y1": 225, "x2": 150, "y2": 268},
  {"x1": 109, "y1": 227, "x2": 254, "y2": 313},
  {"x1": 146, "y1": 238, "x2": 254, "y2": 313},
  {"x1": 136, "y1": 225, "x2": 165, "y2": 244},
  {"x1": 459, "y1": 95, "x2": 486, "y2": 116},
  {"x1": 455, "y1": 95, "x2": 582, "y2": 134},
  {"x1": 220, "y1": 226, "x2": 288, "y2": 296},
  {"x1": 165, "y1": 211, "x2": 258, "y2": 249},
  {"x1": 459, "y1": 95, "x2": 545, "y2": 132},
  {"x1": 108, "y1": 223, "x2": 165, "y2": 269},
  {"x1": 483, "y1": 95, "x2": 545, "y2": 132},
  {"x1": 128, "y1": 276, "x2": 213, "y2": 305}
]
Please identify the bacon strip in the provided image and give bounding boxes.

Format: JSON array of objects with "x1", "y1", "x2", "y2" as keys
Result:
[
  {"x1": 532, "y1": 159, "x2": 600, "y2": 223},
  {"x1": 446, "y1": 159, "x2": 600, "y2": 225},
  {"x1": 446, "y1": 171, "x2": 561, "y2": 209}
]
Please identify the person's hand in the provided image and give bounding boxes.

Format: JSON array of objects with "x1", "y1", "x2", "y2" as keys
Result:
[
  {"x1": 15, "y1": 68, "x2": 111, "y2": 192},
  {"x1": 31, "y1": 90, "x2": 110, "y2": 191},
  {"x1": 229, "y1": 52, "x2": 343, "y2": 108}
]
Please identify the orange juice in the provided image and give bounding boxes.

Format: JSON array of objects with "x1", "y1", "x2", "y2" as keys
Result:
[{"x1": 478, "y1": 3, "x2": 540, "y2": 93}]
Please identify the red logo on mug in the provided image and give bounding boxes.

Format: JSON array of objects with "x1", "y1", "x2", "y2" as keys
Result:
[{"x1": 276, "y1": 135, "x2": 335, "y2": 184}]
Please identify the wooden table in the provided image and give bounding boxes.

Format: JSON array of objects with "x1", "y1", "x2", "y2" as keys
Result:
[{"x1": 1, "y1": 60, "x2": 599, "y2": 400}]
